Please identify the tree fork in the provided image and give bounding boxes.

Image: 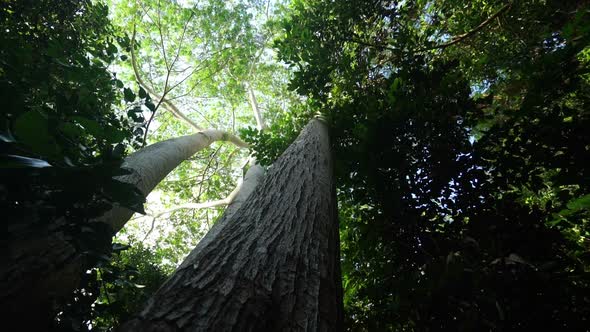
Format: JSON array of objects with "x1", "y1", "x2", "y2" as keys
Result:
[
  {"x1": 100, "y1": 129, "x2": 247, "y2": 233},
  {"x1": 119, "y1": 119, "x2": 343, "y2": 331}
]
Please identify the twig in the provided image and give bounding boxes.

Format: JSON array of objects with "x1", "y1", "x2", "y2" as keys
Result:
[
  {"x1": 136, "y1": 23, "x2": 173, "y2": 147},
  {"x1": 417, "y1": 2, "x2": 512, "y2": 52},
  {"x1": 156, "y1": 0, "x2": 169, "y2": 70},
  {"x1": 131, "y1": 23, "x2": 203, "y2": 131},
  {"x1": 196, "y1": 145, "x2": 222, "y2": 200},
  {"x1": 246, "y1": 83, "x2": 266, "y2": 130},
  {"x1": 348, "y1": 36, "x2": 396, "y2": 51},
  {"x1": 348, "y1": 3, "x2": 512, "y2": 53},
  {"x1": 142, "y1": 184, "x2": 242, "y2": 241}
]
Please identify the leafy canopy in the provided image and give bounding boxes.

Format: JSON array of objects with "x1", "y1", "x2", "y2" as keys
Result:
[{"x1": 276, "y1": 0, "x2": 590, "y2": 330}]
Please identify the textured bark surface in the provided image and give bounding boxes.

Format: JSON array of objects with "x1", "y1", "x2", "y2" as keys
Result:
[
  {"x1": 119, "y1": 119, "x2": 343, "y2": 331},
  {"x1": 0, "y1": 130, "x2": 245, "y2": 326}
]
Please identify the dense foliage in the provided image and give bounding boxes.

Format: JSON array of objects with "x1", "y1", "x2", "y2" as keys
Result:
[
  {"x1": 276, "y1": 0, "x2": 590, "y2": 330},
  {"x1": 3, "y1": 0, "x2": 590, "y2": 330},
  {"x1": 0, "y1": 0, "x2": 147, "y2": 225},
  {"x1": 0, "y1": 0, "x2": 147, "y2": 163},
  {"x1": 55, "y1": 242, "x2": 171, "y2": 331},
  {"x1": 0, "y1": 0, "x2": 147, "y2": 327}
]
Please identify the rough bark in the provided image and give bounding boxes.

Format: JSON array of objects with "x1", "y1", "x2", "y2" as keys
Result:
[
  {"x1": 0, "y1": 130, "x2": 246, "y2": 327},
  {"x1": 119, "y1": 119, "x2": 343, "y2": 332}
]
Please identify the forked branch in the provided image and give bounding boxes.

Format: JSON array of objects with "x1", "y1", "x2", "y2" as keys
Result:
[
  {"x1": 131, "y1": 25, "x2": 204, "y2": 131},
  {"x1": 418, "y1": 2, "x2": 512, "y2": 51}
]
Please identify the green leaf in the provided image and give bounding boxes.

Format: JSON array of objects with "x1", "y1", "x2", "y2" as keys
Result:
[
  {"x1": 112, "y1": 243, "x2": 131, "y2": 252},
  {"x1": 107, "y1": 43, "x2": 118, "y2": 55},
  {"x1": 566, "y1": 194, "x2": 590, "y2": 211},
  {"x1": 112, "y1": 143, "x2": 126, "y2": 159},
  {"x1": 0, "y1": 154, "x2": 52, "y2": 168},
  {"x1": 61, "y1": 122, "x2": 84, "y2": 138},
  {"x1": 127, "y1": 107, "x2": 144, "y2": 122},
  {"x1": 72, "y1": 116, "x2": 104, "y2": 138},
  {"x1": 124, "y1": 88, "x2": 136, "y2": 102},
  {"x1": 104, "y1": 127, "x2": 127, "y2": 144},
  {"x1": 14, "y1": 110, "x2": 60, "y2": 156},
  {"x1": 145, "y1": 100, "x2": 156, "y2": 111}
]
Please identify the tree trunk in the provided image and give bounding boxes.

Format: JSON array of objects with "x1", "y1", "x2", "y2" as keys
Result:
[
  {"x1": 0, "y1": 130, "x2": 246, "y2": 328},
  {"x1": 119, "y1": 119, "x2": 343, "y2": 332}
]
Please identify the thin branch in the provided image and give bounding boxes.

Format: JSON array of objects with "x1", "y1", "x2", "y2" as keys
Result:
[
  {"x1": 169, "y1": 13, "x2": 193, "y2": 70},
  {"x1": 196, "y1": 145, "x2": 222, "y2": 200},
  {"x1": 246, "y1": 82, "x2": 266, "y2": 130},
  {"x1": 157, "y1": 197, "x2": 236, "y2": 218},
  {"x1": 166, "y1": 63, "x2": 205, "y2": 92},
  {"x1": 156, "y1": 0, "x2": 169, "y2": 70},
  {"x1": 166, "y1": 94, "x2": 219, "y2": 102},
  {"x1": 131, "y1": 24, "x2": 204, "y2": 131},
  {"x1": 180, "y1": 62, "x2": 226, "y2": 97},
  {"x1": 205, "y1": 210, "x2": 210, "y2": 230},
  {"x1": 142, "y1": 43, "x2": 173, "y2": 146},
  {"x1": 142, "y1": 183, "x2": 242, "y2": 241},
  {"x1": 138, "y1": 2, "x2": 157, "y2": 25},
  {"x1": 348, "y1": 36, "x2": 396, "y2": 51},
  {"x1": 171, "y1": 65, "x2": 193, "y2": 75},
  {"x1": 188, "y1": 106, "x2": 215, "y2": 128},
  {"x1": 142, "y1": 216, "x2": 157, "y2": 242},
  {"x1": 265, "y1": 0, "x2": 271, "y2": 20},
  {"x1": 247, "y1": 35, "x2": 272, "y2": 77},
  {"x1": 349, "y1": 3, "x2": 512, "y2": 53},
  {"x1": 222, "y1": 148, "x2": 239, "y2": 170},
  {"x1": 136, "y1": 28, "x2": 172, "y2": 145},
  {"x1": 232, "y1": 104, "x2": 236, "y2": 133},
  {"x1": 142, "y1": 101, "x2": 159, "y2": 146},
  {"x1": 417, "y1": 2, "x2": 512, "y2": 52}
]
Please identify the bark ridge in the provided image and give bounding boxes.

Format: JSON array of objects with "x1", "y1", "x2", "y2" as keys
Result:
[{"x1": 121, "y1": 119, "x2": 343, "y2": 331}]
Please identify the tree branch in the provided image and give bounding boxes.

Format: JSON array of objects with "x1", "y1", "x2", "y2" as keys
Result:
[
  {"x1": 131, "y1": 24, "x2": 204, "y2": 131},
  {"x1": 418, "y1": 2, "x2": 512, "y2": 52},
  {"x1": 156, "y1": 0, "x2": 169, "y2": 70},
  {"x1": 348, "y1": 36, "x2": 396, "y2": 51},
  {"x1": 142, "y1": 183, "x2": 242, "y2": 241},
  {"x1": 196, "y1": 145, "x2": 222, "y2": 201},
  {"x1": 348, "y1": 3, "x2": 512, "y2": 53},
  {"x1": 142, "y1": 39, "x2": 173, "y2": 147},
  {"x1": 246, "y1": 83, "x2": 266, "y2": 130}
]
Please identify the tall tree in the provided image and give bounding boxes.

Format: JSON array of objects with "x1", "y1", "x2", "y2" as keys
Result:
[
  {"x1": 119, "y1": 119, "x2": 343, "y2": 331},
  {"x1": 3, "y1": 0, "x2": 286, "y2": 324},
  {"x1": 276, "y1": 0, "x2": 590, "y2": 329},
  {"x1": 107, "y1": 0, "x2": 299, "y2": 255}
]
